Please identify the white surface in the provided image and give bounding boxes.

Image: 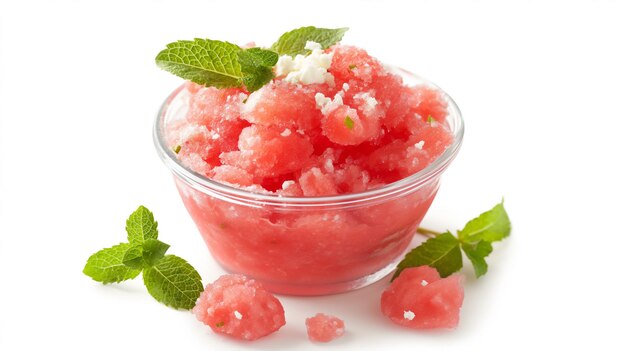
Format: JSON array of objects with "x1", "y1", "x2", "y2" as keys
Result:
[{"x1": 1, "y1": 0, "x2": 625, "y2": 349}]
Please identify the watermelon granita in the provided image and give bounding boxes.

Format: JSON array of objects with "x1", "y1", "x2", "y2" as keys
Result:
[
  {"x1": 155, "y1": 39, "x2": 463, "y2": 295},
  {"x1": 192, "y1": 274, "x2": 286, "y2": 341},
  {"x1": 380, "y1": 266, "x2": 464, "y2": 329},
  {"x1": 305, "y1": 313, "x2": 345, "y2": 342}
]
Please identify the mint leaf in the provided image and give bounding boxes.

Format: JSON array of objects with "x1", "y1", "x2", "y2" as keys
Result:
[
  {"x1": 155, "y1": 39, "x2": 243, "y2": 88},
  {"x1": 83, "y1": 243, "x2": 141, "y2": 283},
  {"x1": 142, "y1": 239, "x2": 170, "y2": 266},
  {"x1": 458, "y1": 201, "x2": 511, "y2": 243},
  {"x1": 238, "y1": 48, "x2": 278, "y2": 92},
  {"x1": 271, "y1": 26, "x2": 349, "y2": 56},
  {"x1": 462, "y1": 241, "x2": 493, "y2": 278},
  {"x1": 122, "y1": 244, "x2": 144, "y2": 269},
  {"x1": 143, "y1": 255, "x2": 204, "y2": 310},
  {"x1": 344, "y1": 116, "x2": 354, "y2": 129},
  {"x1": 239, "y1": 47, "x2": 279, "y2": 67},
  {"x1": 126, "y1": 205, "x2": 158, "y2": 244},
  {"x1": 393, "y1": 232, "x2": 462, "y2": 280}
]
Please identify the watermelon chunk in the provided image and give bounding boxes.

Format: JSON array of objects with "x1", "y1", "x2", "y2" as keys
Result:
[
  {"x1": 220, "y1": 125, "x2": 314, "y2": 178},
  {"x1": 305, "y1": 313, "x2": 345, "y2": 342},
  {"x1": 192, "y1": 274, "x2": 286, "y2": 341},
  {"x1": 380, "y1": 266, "x2": 464, "y2": 329}
]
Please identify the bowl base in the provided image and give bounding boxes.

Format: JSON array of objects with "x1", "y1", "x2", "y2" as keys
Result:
[{"x1": 214, "y1": 234, "x2": 423, "y2": 296}]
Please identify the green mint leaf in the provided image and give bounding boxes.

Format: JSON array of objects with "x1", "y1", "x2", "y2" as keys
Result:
[
  {"x1": 126, "y1": 205, "x2": 158, "y2": 244},
  {"x1": 239, "y1": 47, "x2": 279, "y2": 67},
  {"x1": 122, "y1": 244, "x2": 144, "y2": 269},
  {"x1": 155, "y1": 39, "x2": 243, "y2": 88},
  {"x1": 348, "y1": 64, "x2": 356, "y2": 70},
  {"x1": 393, "y1": 232, "x2": 462, "y2": 280},
  {"x1": 427, "y1": 115, "x2": 435, "y2": 124},
  {"x1": 143, "y1": 255, "x2": 204, "y2": 310},
  {"x1": 458, "y1": 201, "x2": 511, "y2": 243},
  {"x1": 271, "y1": 26, "x2": 349, "y2": 56},
  {"x1": 173, "y1": 145, "x2": 181, "y2": 154},
  {"x1": 461, "y1": 240, "x2": 493, "y2": 278},
  {"x1": 344, "y1": 116, "x2": 354, "y2": 129},
  {"x1": 142, "y1": 238, "x2": 170, "y2": 266},
  {"x1": 83, "y1": 243, "x2": 141, "y2": 283},
  {"x1": 238, "y1": 48, "x2": 278, "y2": 92}
]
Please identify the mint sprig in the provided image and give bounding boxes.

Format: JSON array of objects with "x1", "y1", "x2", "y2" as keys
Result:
[
  {"x1": 156, "y1": 27, "x2": 349, "y2": 92},
  {"x1": 83, "y1": 206, "x2": 204, "y2": 310},
  {"x1": 271, "y1": 26, "x2": 349, "y2": 56},
  {"x1": 393, "y1": 201, "x2": 511, "y2": 280}
]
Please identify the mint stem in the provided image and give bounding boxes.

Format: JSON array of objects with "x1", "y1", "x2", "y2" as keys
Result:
[{"x1": 416, "y1": 227, "x2": 441, "y2": 238}]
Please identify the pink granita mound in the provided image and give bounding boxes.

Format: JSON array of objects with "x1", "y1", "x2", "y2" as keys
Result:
[
  {"x1": 210, "y1": 165, "x2": 255, "y2": 187},
  {"x1": 380, "y1": 266, "x2": 464, "y2": 330},
  {"x1": 305, "y1": 313, "x2": 345, "y2": 342},
  {"x1": 242, "y1": 80, "x2": 327, "y2": 131},
  {"x1": 187, "y1": 85, "x2": 245, "y2": 127},
  {"x1": 168, "y1": 44, "x2": 454, "y2": 196},
  {"x1": 299, "y1": 167, "x2": 339, "y2": 196},
  {"x1": 321, "y1": 105, "x2": 380, "y2": 145},
  {"x1": 192, "y1": 274, "x2": 286, "y2": 341},
  {"x1": 370, "y1": 73, "x2": 409, "y2": 129},
  {"x1": 328, "y1": 45, "x2": 383, "y2": 89},
  {"x1": 409, "y1": 86, "x2": 449, "y2": 123},
  {"x1": 220, "y1": 125, "x2": 314, "y2": 178}
]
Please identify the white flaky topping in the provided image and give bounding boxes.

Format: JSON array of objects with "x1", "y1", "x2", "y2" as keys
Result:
[
  {"x1": 420, "y1": 279, "x2": 429, "y2": 286},
  {"x1": 353, "y1": 92, "x2": 379, "y2": 116},
  {"x1": 281, "y1": 180, "x2": 295, "y2": 190},
  {"x1": 414, "y1": 140, "x2": 425, "y2": 149},
  {"x1": 234, "y1": 310, "x2": 243, "y2": 320},
  {"x1": 315, "y1": 92, "x2": 344, "y2": 115},
  {"x1": 404, "y1": 310, "x2": 416, "y2": 321},
  {"x1": 275, "y1": 41, "x2": 334, "y2": 85},
  {"x1": 280, "y1": 128, "x2": 292, "y2": 137}
]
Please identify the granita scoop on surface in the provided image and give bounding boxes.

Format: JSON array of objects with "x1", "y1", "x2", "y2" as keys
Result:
[
  {"x1": 305, "y1": 313, "x2": 345, "y2": 342},
  {"x1": 381, "y1": 266, "x2": 464, "y2": 330},
  {"x1": 192, "y1": 274, "x2": 286, "y2": 341},
  {"x1": 166, "y1": 42, "x2": 452, "y2": 196}
]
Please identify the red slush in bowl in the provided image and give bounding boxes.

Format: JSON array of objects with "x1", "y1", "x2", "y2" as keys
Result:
[{"x1": 153, "y1": 44, "x2": 463, "y2": 295}]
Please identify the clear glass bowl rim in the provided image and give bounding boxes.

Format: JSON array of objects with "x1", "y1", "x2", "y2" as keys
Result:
[{"x1": 153, "y1": 68, "x2": 464, "y2": 207}]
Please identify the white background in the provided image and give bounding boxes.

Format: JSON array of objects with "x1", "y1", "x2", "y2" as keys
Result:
[{"x1": 1, "y1": 0, "x2": 625, "y2": 349}]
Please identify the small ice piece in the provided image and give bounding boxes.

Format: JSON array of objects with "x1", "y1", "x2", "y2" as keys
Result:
[
  {"x1": 282, "y1": 180, "x2": 295, "y2": 190},
  {"x1": 404, "y1": 310, "x2": 416, "y2": 321},
  {"x1": 414, "y1": 141, "x2": 425, "y2": 149},
  {"x1": 421, "y1": 279, "x2": 428, "y2": 286},
  {"x1": 281, "y1": 128, "x2": 292, "y2": 137},
  {"x1": 234, "y1": 310, "x2": 243, "y2": 320}
]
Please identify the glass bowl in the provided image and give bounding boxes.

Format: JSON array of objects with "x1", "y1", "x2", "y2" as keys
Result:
[{"x1": 153, "y1": 69, "x2": 464, "y2": 295}]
